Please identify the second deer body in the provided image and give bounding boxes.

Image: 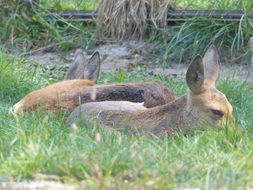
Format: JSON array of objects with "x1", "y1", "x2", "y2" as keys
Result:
[
  {"x1": 67, "y1": 45, "x2": 233, "y2": 136},
  {"x1": 13, "y1": 50, "x2": 175, "y2": 113}
]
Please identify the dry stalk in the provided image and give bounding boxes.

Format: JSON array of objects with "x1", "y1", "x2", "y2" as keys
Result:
[{"x1": 96, "y1": 0, "x2": 176, "y2": 40}]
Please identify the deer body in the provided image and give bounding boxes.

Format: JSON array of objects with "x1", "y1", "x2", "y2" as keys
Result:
[
  {"x1": 13, "y1": 50, "x2": 175, "y2": 114},
  {"x1": 67, "y1": 95, "x2": 187, "y2": 135},
  {"x1": 13, "y1": 81, "x2": 174, "y2": 113},
  {"x1": 67, "y1": 45, "x2": 233, "y2": 135}
]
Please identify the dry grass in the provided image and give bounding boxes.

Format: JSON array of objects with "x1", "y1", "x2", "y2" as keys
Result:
[{"x1": 96, "y1": 0, "x2": 176, "y2": 40}]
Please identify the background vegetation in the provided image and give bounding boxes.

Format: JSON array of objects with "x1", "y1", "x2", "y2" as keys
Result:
[{"x1": 0, "y1": 0, "x2": 252, "y2": 62}]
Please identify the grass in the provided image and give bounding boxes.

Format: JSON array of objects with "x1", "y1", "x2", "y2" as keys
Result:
[
  {"x1": 40, "y1": 0, "x2": 99, "y2": 10},
  {"x1": 148, "y1": 16, "x2": 252, "y2": 64},
  {"x1": 176, "y1": 0, "x2": 253, "y2": 10},
  {"x1": 0, "y1": 2, "x2": 97, "y2": 53},
  {"x1": 147, "y1": 0, "x2": 253, "y2": 63},
  {"x1": 0, "y1": 1, "x2": 253, "y2": 187},
  {"x1": 1, "y1": 52, "x2": 253, "y2": 189}
]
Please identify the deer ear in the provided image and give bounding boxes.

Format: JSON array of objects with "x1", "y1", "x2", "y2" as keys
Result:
[
  {"x1": 83, "y1": 51, "x2": 101, "y2": 83},
  {"x1": 203, "y1": 45, "x2": 219, "y2": 85},
  {"x1": 186, "y1": 55, "x2": 205, "y2": 94},
  {"x1": 65, "y1": 49, "x2": 86, "y2": 80}
]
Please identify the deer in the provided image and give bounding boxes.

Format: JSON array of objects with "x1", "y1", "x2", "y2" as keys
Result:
[
  {"x1": 67, "y1": 45, "x2": 234, "y2": 136},
  {"x1": 13, "y1": 50, "x2": 175, "y2": 114}
]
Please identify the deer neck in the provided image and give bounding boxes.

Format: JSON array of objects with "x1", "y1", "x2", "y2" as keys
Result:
[
  {"x1": 96, "y1": 93, "x2": 199, "y2": 136},
  {"x1": 131, "y1": 94, "x2": 192, "y2": 135}
]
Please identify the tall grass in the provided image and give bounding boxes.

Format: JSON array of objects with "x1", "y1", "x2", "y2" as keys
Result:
[
  {"x1": 149, "y1": 16, "x2": 253, "y2": 63},
  {"x1": 155, "y1": 0, "x2": 253, "y2": 62},
  {"x1": 0, "y1": 2, "x2": 96, "y2": 52},
  {"x1": 0, "y1": 53, "x2": 35, "y2": 101},
  {"x1": 145, "y1": 0, "x2": 253, "y2": 63}
]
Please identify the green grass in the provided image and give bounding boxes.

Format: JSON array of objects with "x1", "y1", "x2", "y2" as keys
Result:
[
  {"x1": 148, "y1": 12, "x2": 252, "y2": 64},
  {"x1": 150, "y1": 0, "x2": 253, "y2": 62},
  {"x1": 0, "y1": 2, "x2": 96, "y2": 52},
  {"x1": 1, "y1": 1, "x2": 253, "y2": 188},
  {"x1": 1, "y1": 52, "x2": 253, "y2": 189},
  {"x1": 40, "y1": 0, "x2": 99, "y2": 10},
  {"x1": 149, "y1": 17, "x2": 252, "y2": 64},
  {"x1": 176, "y1": 0, "x2": 253, "y2": 10}
]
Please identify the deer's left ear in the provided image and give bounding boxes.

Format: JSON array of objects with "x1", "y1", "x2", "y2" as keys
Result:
[
  {"x1": 186, "y1": 55, "x2": 205, "y2": 94},
  {"x1": 203, "y1": 45, "x2": 219, "y2": 85}
]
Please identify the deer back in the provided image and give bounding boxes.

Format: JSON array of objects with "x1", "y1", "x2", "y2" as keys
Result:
[{"x1": 70, "y1": 82, "x2": 175, "y2": 108}]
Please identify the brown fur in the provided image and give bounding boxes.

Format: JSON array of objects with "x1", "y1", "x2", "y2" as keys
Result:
[
  {"x1": 13, "y1": 81, "x2": 175, "y2": 113},
  {"x1": 13, "y1": 50, "x2": 175, "y2": 114},
  {"x1": 13, "y1": 79, "x2": 94, "y2": 113},
  {"x1": 70, "y1": 82, "x2": 175, "y2": 109},
  {"x1": 13, "y1": 50, "x2": 175, "y2": 113},
  {"x1": 67, "y1": 45, "x2": 233, "y2": 136}
]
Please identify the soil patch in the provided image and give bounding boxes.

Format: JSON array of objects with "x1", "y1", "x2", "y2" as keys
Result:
[
  {"x1": 0, "y1": 181, "x2": 76, "y2": 190},
  {"x1": 26, "y1": 40, "x2": 253, "y2": 83}
]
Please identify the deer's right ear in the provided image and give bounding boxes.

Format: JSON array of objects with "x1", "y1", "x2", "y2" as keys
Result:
[
  {"x1": 83, "y1": 51, "x2": 101, "y2": 83},
  {"x1": 203, "y1": 45, "x2": 219, "y2": 85},
  {"x1": 186, "y1": 55, "x2": 205, "y2": 94}
]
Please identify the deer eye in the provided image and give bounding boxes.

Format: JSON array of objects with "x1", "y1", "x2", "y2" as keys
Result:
[{"x1": 211, "y1": 109, "x2": 224, "y2": 118}]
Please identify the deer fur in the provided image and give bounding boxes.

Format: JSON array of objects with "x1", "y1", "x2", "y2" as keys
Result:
[
  {"x1": 67, "y1": 45, "x2": 233, "y2": 136},
  {"x1": 13, "y1": 50, "x2": 175, "y2": 114}
]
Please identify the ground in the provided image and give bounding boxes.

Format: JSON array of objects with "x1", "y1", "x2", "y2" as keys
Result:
[
  {"x1": 1, "y1": 181, "x2": 75, "y2": 190},
  {"x1": 26, "y1": 40, "x2": 253, "y2": 83}
]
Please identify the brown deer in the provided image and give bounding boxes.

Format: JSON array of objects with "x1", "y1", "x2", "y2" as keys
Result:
[
  {"x1": 13, "y1": 50, "x2": 175, "y2": 114},
  {"x1": 67, "y1": 45, "x2": 233, "y2": 136}
]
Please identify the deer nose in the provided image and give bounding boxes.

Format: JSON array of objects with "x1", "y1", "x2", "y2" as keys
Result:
[
  {"x1": 223, "y1": 113, "x2": 234, "y2": 124},
  {"x1": 229, "y1": 114, "x2": 234, "y2": 122}
]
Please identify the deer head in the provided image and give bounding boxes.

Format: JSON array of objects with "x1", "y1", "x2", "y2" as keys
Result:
[{"x1": 185, "y1": 45, "x2": 233, "y2": 126}]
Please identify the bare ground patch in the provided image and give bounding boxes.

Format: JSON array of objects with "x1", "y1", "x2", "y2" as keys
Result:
[
  {"x1": 26, "y1": 40, "x2": 253, "y2": 83},
  {"x1": 0, "y1": 181, "x2": 76, "y2": 190}
]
